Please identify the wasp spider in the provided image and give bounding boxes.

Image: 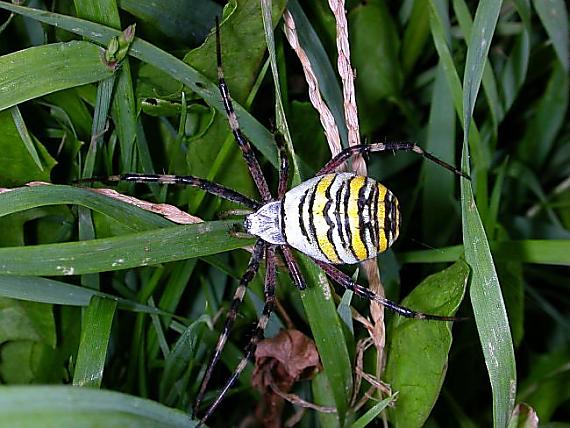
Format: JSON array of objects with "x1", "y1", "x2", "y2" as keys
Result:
[{"x1": 82, "y1": 18, "x2": 469, "y2": 426}]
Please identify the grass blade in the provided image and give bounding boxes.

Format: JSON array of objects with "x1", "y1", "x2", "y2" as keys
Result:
[
  {"x1": 73, "y1": 296, "x2": 118, "y2": 388},
  {"x1": 0, "y1": 385, "x2": 196, "y2": 427}
]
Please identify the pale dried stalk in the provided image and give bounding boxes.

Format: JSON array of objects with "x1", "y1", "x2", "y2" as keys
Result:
[
  {"x1": 282, "y1": 9, "x2": 343, "y2": 157},
  {"x1": 327, "y1": 0, "x2": 387, "y2": 418},
  {"x1": 327, "y1": 0, "x2": 361, "y2": 153},
  {"x1": 284, "y1": 1, "x2": 387, "y2": 417}
]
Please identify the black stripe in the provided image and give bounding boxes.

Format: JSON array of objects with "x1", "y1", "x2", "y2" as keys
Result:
[
  {"x1": 357, "y1": 180, "x2": 370, "y2": 260},
  {"x1": 298, "y1": 188, "x2": 310, "y2": 242},
  {"x1": 280, "y1": 200, "x2": 287, "y2": 244},
  {"x1": 335, "y1": 176, "x2": 349, "y2": 251},
  {"x1": 344, "y1": 176, "x2": 358, "y2": 260},
  {"x1": 324, "y1": 175, "x2": 341, "y2": 263},
  {"x1": 385, "y1": 192, "x2": 392, "y2": 245},
  {"x1": 306, "y1": 179, "x2": 319, "y2": 246},
  {"x1": 390, "y1": 193, "x2": 398, "y2": 244},
  {"x1": 363, "y1": 182, "x2": 376, "y2": 252},
  {"x1": 371, "y1": 184, "x2": 380, "y2": 250}
]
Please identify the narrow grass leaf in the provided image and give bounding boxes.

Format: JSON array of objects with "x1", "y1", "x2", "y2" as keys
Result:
[
  {"x1": 0, "y1": 185, "x2": 171, "y2": 231},
  {"x1": 0, "y1": 220, "x2": 254, "y2": 276},
  {"x1": 0, "y1": 41, "x2": 112, "y2": 111},
  {"x1": 299, "y1": 258, "x2": 353, "y2": 424},
  {"x1": 399, "y1": 240, "x2": 570, "y2": 266},
  {"x1": 73, "y1": 296, "x2": 117, "y2": 388},
  {"x1": 10, "y1": 107, "x2": 43, "y2": 171},
  {"x1": 0, "y1": 385, "x2": 196, "y2": 427},
  {"x1": 160, "y1": 317, "x2": 207, "y2": 405},
  {"x1": 350, "y1": 393, "x2": 398, "y2": 428},
  {"x1": 461, "y1": 153, "x2": 517, "y2": 428},
  {"x1": 462, "y1": 0, "x2": 501, "y2": 134},
  {"x1": 532, "y1": 0, "x2": 569, "y2": 71},
  {"x1": 0, "y1": 275, "x2": 173, "y2": 315}
]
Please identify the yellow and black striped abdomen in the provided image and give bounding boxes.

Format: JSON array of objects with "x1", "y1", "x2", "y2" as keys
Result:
[{"x1": 282, "y1": 173, "x2": 400, "y2": 264}]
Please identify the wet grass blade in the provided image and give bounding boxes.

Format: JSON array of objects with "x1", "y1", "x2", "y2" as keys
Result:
[
  {"x1": 461, "y1": 3, "x2": 517, "y2": 427},
  {"x1": 0, "y1": 41, "x2": 113, "y2": 112},
  {"x1": 0, "y1": 386, "x2": 197, "y2": 427},
  {"x1": 73, "y1": 296, "x2": 117, "y2": 388}
]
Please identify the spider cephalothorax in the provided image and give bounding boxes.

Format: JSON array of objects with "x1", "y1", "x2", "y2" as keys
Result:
[{"x1": 81, "y1": 18, "x2": 469, "y2": 427}]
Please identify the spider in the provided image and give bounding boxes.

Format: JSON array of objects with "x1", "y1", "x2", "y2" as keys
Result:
[{"x1": 81, "y1": 18, "x2": 469, "y2": 426}]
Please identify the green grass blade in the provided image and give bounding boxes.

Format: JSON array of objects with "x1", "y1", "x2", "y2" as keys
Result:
[
  {"x1": 0, "y1": 220, "x2": 253, "y2": 276},
  {"x1": 461, "y1": 158, "x2": 517, "y2": 428},
  {"x1": 299, "y1": 257, "x2": 353, "y2": 424},
  {"x1": 73, "y1": 296, "x2": 117, "y2": 388},
  {"x1": 0, "y1": 185, "x2": 171, "y2": 230},
  {"x1": 350, "y1": 393, "x2": 398, "y2": 428},
  {"x1": 0, "y1": 385, "x2": 197, "y2": 427},
  {"x1": 10, "y1": 107, "x2": 43, "y2": 171},
  {"x1": 399, "y1": 240, "x2": 570, "y2": 266},
  {"x1": 461, "y1": 4, "x2": 518, "y2": 425},
  {"x1": 0, "y1": 275, "x2": 173, "y2": 315},
  {"x1": 461, "y1": 0, "x2": 501, "y2": 134},
  {"x1": 533, "y1": 0, "x2": 569, "y2": 72},
  {"x1": 0, "y1": 41, "x2": 112, "y2": 111}
]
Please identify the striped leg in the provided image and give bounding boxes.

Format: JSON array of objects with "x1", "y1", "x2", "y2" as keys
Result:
[
  {"x1": 77, "y1": 173, "x2": 261, "y2": 210},
  {"x1": 193, "y1": 239, "x2": 266, "y2": 416},
  {"x1": 275, "y1": 134, "x2": 289, "y2": 199},
  {"x1": 215, "y1": 18, "x2": 272, "y2": 202},
  {"x1": 316, "y1": 143, "x2": 470, "y2": 179},
  {"x1": 197, "y1": 245, "x2": 278, "y2": 427},
  {"x1": 280, "y1": 245, "x2": 306, "y2": 290},
  {"x1": 314, "y1": 260, "x2": 464, "y2": 321}
]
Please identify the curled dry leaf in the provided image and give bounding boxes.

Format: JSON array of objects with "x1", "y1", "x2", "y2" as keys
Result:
[
  {"x1": 252, "y1": 329, "x2": 321, "y2": 428},
  {"x1": 88, "y1": 187, "x2": 202, "y2": 224}
]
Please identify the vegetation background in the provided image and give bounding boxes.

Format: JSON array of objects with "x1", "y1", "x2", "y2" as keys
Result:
[{"x1": 0, "y1": 0, "x2": 568, "y2": 427}]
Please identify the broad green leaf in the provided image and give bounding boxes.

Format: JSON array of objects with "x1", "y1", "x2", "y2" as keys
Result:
[
  {"x1": 385, "y1": 260, "x2": 469, "y2": 428},
  {"x1": 119, "y1": 0, "x2": 221, "y2": 45},
  {"x1": 0, "y1": 297, "x2": 55, "y2": 346}
]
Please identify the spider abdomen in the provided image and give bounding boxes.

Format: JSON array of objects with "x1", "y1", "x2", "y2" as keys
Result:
[{"x1": 282, "y1": 172, "x2": 400, "y2": 264}]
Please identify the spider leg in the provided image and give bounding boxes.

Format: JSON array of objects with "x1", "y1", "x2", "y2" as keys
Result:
[
  {"x1": 275, "y1": 134, "x2": 289, "y2": 199},
  {"x1": 197, "y1": 245, "x2": 278, "y2": 427},
  {"x1": 77, "y1": 173, "x2": 261, "y2": 210},
  {"x1": 215, "y1": 18, "x2": 272, "y2": 202},
  {"x1": 280, "y1": 246, "x2": 306, "y2": 290},
  {"x1": 193, "y1": 239, "x2": 266, "y2": 416},
  {"x1": 316, "y1": 142, "x2": 470, "y2": 180},
  {"x1": 314, "y1": 260, "x2": 464, "y2": 321}
]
